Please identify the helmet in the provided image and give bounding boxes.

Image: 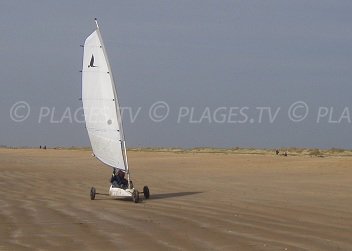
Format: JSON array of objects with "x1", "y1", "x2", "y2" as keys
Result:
[{"x1": 117, "y1": 169, "x2": 125, "y2": 177}]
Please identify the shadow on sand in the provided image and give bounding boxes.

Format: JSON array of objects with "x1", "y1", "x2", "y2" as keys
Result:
[
  {"x1": 92, "y1": 191, "x2": 203, "y2": 201},
  {"x1": 149, "y1": 191, "x2": 203, "y2": 200}
]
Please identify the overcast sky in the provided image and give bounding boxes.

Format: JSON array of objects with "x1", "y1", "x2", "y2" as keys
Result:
[{"x1": 1, "y1": 0, "x2": 351, "y2": 148}]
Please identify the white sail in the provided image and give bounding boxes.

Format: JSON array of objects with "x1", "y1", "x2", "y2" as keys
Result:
[{"x1": 82, "y1": 23, "x2": 128, "y2": 172}]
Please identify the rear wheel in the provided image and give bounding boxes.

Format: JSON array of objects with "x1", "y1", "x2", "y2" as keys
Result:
[
  {"x1": 90, "y1": 187, "x2": 96, "y2": 200},
  {"x1": 132, "y1": 190, "x2": 139, "y2": 203},
  {"x1": 143, "y1": 186, "x2": 150, "y2": 199}
]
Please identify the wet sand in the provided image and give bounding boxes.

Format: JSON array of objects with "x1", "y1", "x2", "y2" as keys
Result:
[{"x1": 0, "y1": 148, "x2": 351, "y2": 251}]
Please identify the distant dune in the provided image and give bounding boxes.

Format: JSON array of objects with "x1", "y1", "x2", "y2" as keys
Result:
[
  {"x1": 129, "y1": 146, "x2": 352, "y2": 157},
  {"x1": 1, "y1": 146, "x2": 352, "y2": 157}
]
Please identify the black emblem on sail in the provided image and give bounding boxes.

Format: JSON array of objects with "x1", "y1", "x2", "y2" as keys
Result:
[{"x1": 88, "y1": 55, "x2": 97, "y2": 68}]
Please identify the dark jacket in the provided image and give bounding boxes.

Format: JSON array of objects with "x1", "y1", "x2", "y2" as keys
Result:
[{"x1": 111, "y1": 174, "x2": 128, "y2": 188}]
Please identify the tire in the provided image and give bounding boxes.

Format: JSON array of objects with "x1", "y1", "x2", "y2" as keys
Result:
[
  {"x1": 90, "y1": 187, "x2": 96, "y2": 200},
  {"x1": 132, "y1": 189, "x2": 139, "y2": 203},
  {"x1": 143, "y1": 186, "x2": 150, "y2": 199}
]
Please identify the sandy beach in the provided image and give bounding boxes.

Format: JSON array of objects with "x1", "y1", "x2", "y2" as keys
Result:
[{"x1": 0, "y1": 148, "x2": 351, "y2": 251}]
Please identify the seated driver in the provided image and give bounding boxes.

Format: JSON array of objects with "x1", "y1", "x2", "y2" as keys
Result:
[{"x1": 111, "y1": 169, "x2": 128, "y2": 189}]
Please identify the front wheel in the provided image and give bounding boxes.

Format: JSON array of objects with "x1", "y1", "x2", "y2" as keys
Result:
[
  {"x1": 143, "y1": 186, "x2": 150, "y2": 199},
  {"x1": 90, "y1": 187, "x2": 96, "y2": 200},
  {"x1": 132, "y1": 189, "x2": 139, "y2": 203}
]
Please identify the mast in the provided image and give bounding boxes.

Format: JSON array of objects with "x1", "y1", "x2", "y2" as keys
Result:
[
  {"x1": 94, "y1": 19, "x2": 130, "y2": 178},
  {"x1": 94, "y1": 18, "x2": 99, "y2": 29}
]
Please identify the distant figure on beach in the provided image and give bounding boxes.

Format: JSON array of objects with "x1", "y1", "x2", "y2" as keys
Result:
[
  {"x1": 40, "y1": 145, "x2": 42, "y2": 149},
  {"x1": 284, "y1": 151, "x2": 287, "y2": 157},
  {"x1": 111, "y1": 169, "x2": 128, "y2": 189},
  {"x1": 43, "y1": 145, "x2": 46, "y2": 150},
  {"x1": 275, "y1": 149, "x2": 279, "y2": 155}
]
